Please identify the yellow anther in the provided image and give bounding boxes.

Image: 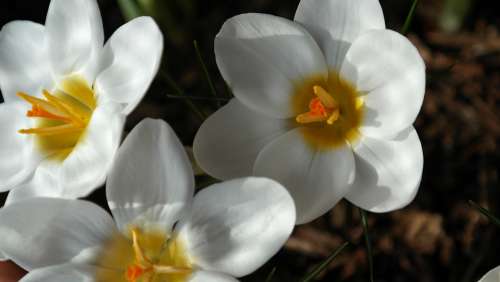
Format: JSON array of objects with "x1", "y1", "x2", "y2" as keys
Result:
[
  {"x1": 313, "y1": 85, "x2": 337, "y2": 109},
  {"x1": 153, "y1": 265, "x2": 192, "y2": 274},
  {"x1": 326, "y1": 109, "x2": 340, "y2": 125},
  {"x1": 131, "y1": 228, "x2": 150, "y2": 266},
  {"x1": 296, "y1": 85, "x2": 340, "y2": 125},
  {"x1": 41, "y1": 90, "x2": 86, "y2": 126},
  {"x1": 355, "y1": 97, "x2": 364, "y2": 110}
]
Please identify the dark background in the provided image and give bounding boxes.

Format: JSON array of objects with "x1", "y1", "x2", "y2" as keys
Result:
[{"x1": 1, "y1": 0, "x2": 499, "y2": 281}]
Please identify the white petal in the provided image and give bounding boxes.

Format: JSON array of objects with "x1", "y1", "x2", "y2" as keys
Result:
[
  {"x1": 193, "y1": 99, "x2": 291, "y2": 180},
  {"x1": 20, "y1": 264, "x2": 97, "y2": 282},
  {"x1": 340, "y1": 29, "x2": 426, "y2": 139},
  {"x1": 295, "y1": 0, "x2": 385, "y2": 70},
  {"x1": 345, "y1": 127, "x2": 423, "y2": 212},
  {"x1": 254, "y1": 128, "x2": 355, "y2": 224},
  {"x1": 95, "y1": 17, "x2": 163, "y2": 114},
  {"x1": 46, "y1": 0, "x2": 104, "y2": 81},
  {"x1": 215, "y1": 13, "x2": 328, "y2": 118},
  {"x1": 0, "y1": 198, "x2": 115, "y2": 271},
  {"x1": 5, "y1": 160, "x2": 63, "y2": 205},
  {"x1": 177, "y1": 177, "x2": 295, "y2": 277},
  {"x1": 0, "y1": 21, "x2": 52, "y2": 102},
  {"x1": 107, "y1": 119, "x2": 194, "y2": 231},
  {"x1": 188, "y1": 270, "x2": 239, "y2": 282},
  {"x1": 59, "y1": 102, "x2": 125, "y2": 199},
  {"x1": 478, "y1": 266, "x2": 500, "y2": 282},
  {"x1": 0, "y1": 102, "x2": 41, "y2": 192}
]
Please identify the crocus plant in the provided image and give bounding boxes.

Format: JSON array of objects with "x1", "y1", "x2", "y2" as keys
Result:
[
  {"x1": 194, "y1": 0, "x2": 426, "y2": 224},
  {"x1": 478, "y1": 266, "x2": 500, "y2": 282},
  {"x1": 0, "y1": 0, "x2": 163, "y2": 203},
  {"x1": 0, "y1": 119, "x2": 296, "y2": 282}
]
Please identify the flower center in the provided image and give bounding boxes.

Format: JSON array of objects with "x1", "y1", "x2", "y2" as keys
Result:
[
  {"x1": 292, "y1": 71, "x2": 364, "y2": 150},
  {"x1": 17, "y1": 75, "x2": 96, "y2": 161},
  {"x1": 96, "y1": 227, "x2": 192, "y2": 282}
]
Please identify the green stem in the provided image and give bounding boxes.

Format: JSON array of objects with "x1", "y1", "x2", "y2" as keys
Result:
[
  {"x1": 401, "y1": 0, "x2": 419, "y2": 35},
  {"x1": 301, "y1": 242, "x2": 349, "y2": 282},
  {"x1": 469, "y1": 200, "x2": 500, "y2": 227},
  {"x1": 265, "y1": 267, "x2": 277, "y2": 282},
  {"x1": 360, "y1": 208, "x2": 374, "y2": 282},
  {"x1": 159, "y1": 71, "x2": 206, "y2": 121},
  {"x1": 193, "y1": 40, "x2": 220, "y2": 106}
]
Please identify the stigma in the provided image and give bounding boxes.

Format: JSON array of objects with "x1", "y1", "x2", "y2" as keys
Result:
[
  {"x1": 17, "y1": 90, "x2": 89, "y2": 136},
  {"x1": 15, "y1": 75, "x2": 97, "y2": 160},
  {"x1": 126, "y1": 228, "x2": 191, "y2": 282},
  {"x1": 296, "y1": 85, "x2": 340, "y2": 125}
]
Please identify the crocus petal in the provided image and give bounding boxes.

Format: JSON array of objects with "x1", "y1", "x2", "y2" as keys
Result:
[
  {"x1": 294, "y1": 0, "x2": 385, "y2": 70},
  {"x1": 215, "y1": 13, "x2": 328, "y2": 118},
  {"x1": 58, "y1": 102, "x2": 125, "y2": 199},
  {"x1": 94, "y1": 17, "x2": 163, "y2": 114},
  {"x1": 340, "y1": 29, "x2": 426, "y2": 139},
  {"x1": 177, "y1": 177, "x2": 295, "y2": 277},
  {"x1": 107, "y1": 119, "x2": 194, "y2": 231},
  {"x1": 46, "y1": 0, "x2": 104, "y2": 82},
  {"x1": 20, "y1": 264, "x2": 98, "y2": 282},
  {"x1": 4, "y1": 160, "x2": 62, "y2": 205},
  {"x1": 345, "y1": 127, "x2": 423, "y2": 212},
  {"x1": 478, "y1": 266, "x2": 500, "y2": 282},
  {"x1": 254, "y1": 128, "x2": 355, "y2": 224},
  {"x1": 188, "y1": 270, "x2": 239, "y2": 282},
  {"x1": 0, "y1": 102, "x2": 41, "y2": 192},
  {"x1": 193, "y1": 99, "x2": 291, "y2": 180},
  {"x1": 0, "y1": 198, "x2": 115, "y2": 271},
  {"x1": 0, "y1": 21, "x2": 52, "y2": 102}
]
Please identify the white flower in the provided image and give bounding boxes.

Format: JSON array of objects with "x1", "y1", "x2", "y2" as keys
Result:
[
  {"x1": 478, "y1": 266, "x2": 500, "y2": 282},
  {"x1": 194, "y1": 0, "x2": 425, "y2": 224},
  {"x1": 0, "y1": 0, "x2": 163, "y2": 202},
  {"x1": 0, "y1": 119, "x2": 295, "y2": 282}
]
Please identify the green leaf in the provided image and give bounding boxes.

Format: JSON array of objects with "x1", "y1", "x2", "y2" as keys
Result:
[
  {"x1": 265, "y1": 267, "x2": 277, "y2": 282},
  {"x1": 193, "y1": 40, "x2": 220, "y2": 106},
  {"x1": 117, "y1": 0, "x2": 144, "y2": 20},
  {"x1": 301, "y1": 242, "x2": 349, "y2": 282},
  {"x1": 159, "y1": 71, "x2": 206, "y2": 121},
  {"x1": 469, "y1": 200, "x2": 500, "y2": 227},
  {"x1": 401, "y1": 0, "x2": 419, "y2": 35},
  {"x1": 360, "y1": 208, "x2": 374, "y2": 282}
]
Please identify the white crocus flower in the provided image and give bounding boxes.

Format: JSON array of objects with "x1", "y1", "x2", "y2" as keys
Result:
[
  {"x1": 0, "y1": 119, "x2": 295, "y2": 282},
  {"x1": 479, "y1": 266, "x2": 500, "y2": 282},
  {"x1": 194, "y1": 0, "x2": 425, "y2": 224},
  {"x1": 0, "y1": 0, "x2": 163, "y2": 202}
]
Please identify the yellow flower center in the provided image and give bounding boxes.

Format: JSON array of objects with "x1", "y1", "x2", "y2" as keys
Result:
[
  {"x1": 292, "y1": 71, "x2": 364, "y2": 150},
  {"x1": 17, "y1": 75, "x2": 96, "y2": 161},
  {"x1": 96, "y1": 227, "x2": 192, "y2": 282}
]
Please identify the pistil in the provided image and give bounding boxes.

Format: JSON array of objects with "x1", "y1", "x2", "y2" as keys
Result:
[
  {"x1": 17, "y1": 90, "x2": 90, "y2": 136},
  {"x1": 296, "y1": 85, "x2": 340, "y2": 125},
  {"x1": 126, "y1": 228, "x2": 192, "y2": 282}
]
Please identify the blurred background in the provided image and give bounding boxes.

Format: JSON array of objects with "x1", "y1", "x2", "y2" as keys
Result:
[{"x1": 1, "y1": 0, "x2": 499, "y2": 281}]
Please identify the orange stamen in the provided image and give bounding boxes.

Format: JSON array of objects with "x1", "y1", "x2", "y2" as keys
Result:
[
  {"x1": 296, "y1": 86, "x2": 340, "y2": 125},
  {"x1": 126, "y1": 265, "x2": 146, "y2": 282},
  {"x1": 16, "y1": 90, "x2": 89, "y2": 136}
]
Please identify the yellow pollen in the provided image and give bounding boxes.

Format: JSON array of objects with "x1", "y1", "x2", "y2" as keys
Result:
[
  {"x1": 16, "y1": 75, "x2": 96, "y2": 161},
  {"x1": 296, "y1": 85, "x2": 340, "y2": 125},
  {"x1": 291, "y1": 71, "x2": 364, "y2": 150},
  {"x1": 96, "y1": 227, "x2": 192, "y2": 282}
]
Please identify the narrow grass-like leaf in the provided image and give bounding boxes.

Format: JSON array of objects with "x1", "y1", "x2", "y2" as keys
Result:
[
  {"x1": 401, "y1": 0, "x2": 419, "y2": 35},
  {"x1": 265, "y1": 267, "x2": 277, "y2": 282},
  {"x1": 302, "y1": 242, "x2": 349, "y2": 282},
  {"x1": 193, "y1": 40, "x2": 220, "y2": 106},
  {"x1": 117, "y1": 0, "x2": 144, "y2": 20},
  {"x1": 159, "y1": 71, "x2": 206, "y2": 121},
  {"x1": 469, "y1": 200, "x2": 500, "y2": 227},
  {"x1": 360, "y1": 208, "x2": 374, "y2": 282}
]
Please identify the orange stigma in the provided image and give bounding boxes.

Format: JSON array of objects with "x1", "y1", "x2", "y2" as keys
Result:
[
  {"x1": 17, "y1": 90, "x2": 90, "y2": 136},
  {"x1": 296, "y1": 85, "x2": 340, "y2": 125}
]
